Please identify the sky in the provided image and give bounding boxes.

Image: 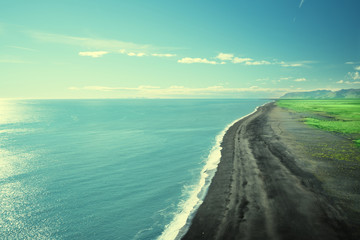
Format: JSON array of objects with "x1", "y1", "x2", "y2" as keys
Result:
[{"x1": 0, "y1": 0, "x2": 359, "y2": 99}]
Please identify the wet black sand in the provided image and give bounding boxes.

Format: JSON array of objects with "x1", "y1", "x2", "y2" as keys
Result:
[{"x1": 181, "y1": 102, "x2": 360, "y2": 240}]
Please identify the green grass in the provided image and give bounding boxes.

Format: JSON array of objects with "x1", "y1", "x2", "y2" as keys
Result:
[
  {"x1": 276, "y1": 99, "x2": 360, "y2": 121},
  {"x1": 305, "y1": 118, "x2": 360, "y2": 133},
  {"x1": 276, "y1": 99, "x2": 360, "y2": 144}
]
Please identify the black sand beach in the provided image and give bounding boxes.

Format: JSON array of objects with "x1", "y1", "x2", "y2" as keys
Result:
[{"x1": 182, "y1": 102, "x2": 360, "y2": 240}]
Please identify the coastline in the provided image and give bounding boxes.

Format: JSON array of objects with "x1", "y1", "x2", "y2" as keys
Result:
[
  {"x1": 158, "y1": 103, "x2": 269, "y2": 240},
  {"x1": 181, "y1": 102, "x2": 360, "y2": 240}
]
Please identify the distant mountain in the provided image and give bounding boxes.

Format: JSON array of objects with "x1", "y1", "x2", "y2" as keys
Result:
[{"x1": 280, "y1": 89, "x2": 360, "y2": 99}]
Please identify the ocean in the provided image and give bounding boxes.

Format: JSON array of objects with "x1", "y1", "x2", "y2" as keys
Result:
[{"x1": 0, "y1": 99, "x2": 268, "y2": 240}]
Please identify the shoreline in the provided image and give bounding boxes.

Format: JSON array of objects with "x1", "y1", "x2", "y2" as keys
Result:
[
  {"x1": 158, "y1": 103, "x2": 270, "y2": 240},
  {"x1": 181, "y1": 102, "x2": 360, "y2": 240}
]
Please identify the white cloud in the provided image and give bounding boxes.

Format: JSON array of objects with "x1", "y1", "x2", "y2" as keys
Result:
[
  {"x1": 336, "y1": 80, "x2": 344, "y2": 84},
  {"x1": 280, "y1": 62, "x2": 303, "y2": 67},
  {"x1": 345, "y1": 81, "x2": 360, "y2": 84},
  {"x1": 233, "y1": 57, "x2": 274, "y2": 65},
  {"x1": 299, "y1": 0, "x2": 305, "y2": 8},
  {"x1": 151, "y1": 53, "x2": 176, "y2": 57},
  {"x1": 355, "y1": 72, "x2": 360, "y2": 80},
  {"x1": 212, "y1": 55, "x2": 312, "y2": 68},
  {"x1": 245, "y1": 60, "x2": 271, "y2": 65},
  {"x1": 127, "y1": 52, "x2": 146, "y2": 57},
  {"x1": 211, "y1": 54, "x2": 312, "y2": 68},
  {"x1": 354, "y1": 66, "x2": 360, "y2": 71},
  {"x1": 232, "y1": 57, "x2": 253, "y2": 63},
  {"x1": 26, "y1": 31, "x2": 317, "y2": 68},
  {"x1": 79, "y1": 51, "x2": 108, "y2": 58},
  {"x1": 294, "y1": 78, "x2": 307, "y2": 82},
  {"x1": 347, "y1": 71, "x2": 360, "y2": 80},
  {"x1": 342, "y1": 71, "x2": 360, "y2": 84},
  {"x1": 278, "y1": 60, "x2": 315, "y2": 67},
  {"x1": 216, "y1": 53, "x2": 234, "y2": 61},
  {"x1": 178, "y1": 57, "x2": 218, "y2": 64}
]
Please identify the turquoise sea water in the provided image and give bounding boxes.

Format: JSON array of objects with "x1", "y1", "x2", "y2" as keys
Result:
[{"x1": 0, "y1": 99, "x2": 268, "y2": 240}]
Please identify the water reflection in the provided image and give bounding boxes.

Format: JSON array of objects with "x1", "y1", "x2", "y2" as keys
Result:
[{"x1": 0, "y1": 100, "x2": 57, "y2": 239}]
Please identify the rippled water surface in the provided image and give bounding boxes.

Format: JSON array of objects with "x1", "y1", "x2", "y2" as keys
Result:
[{"x1": 0, "y1": 99, "x2": 267, "y2": 239}]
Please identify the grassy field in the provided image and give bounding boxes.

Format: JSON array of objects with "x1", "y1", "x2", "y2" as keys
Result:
[
  {"x1": 277, "y1": 99, "x2": 360, "y2": 219},
  {"x1": 276, "y1": 99, "x2": 360, "y2": 146}
]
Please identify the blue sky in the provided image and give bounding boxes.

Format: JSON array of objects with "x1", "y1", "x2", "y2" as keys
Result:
[{"x1": 1, "y1": 0, "x2": 359, "y2": 98}]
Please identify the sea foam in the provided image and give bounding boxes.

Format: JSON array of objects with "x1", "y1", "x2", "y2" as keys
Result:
[{"x1": 157, "y1": 105, "x2": 264, "y2": 240}]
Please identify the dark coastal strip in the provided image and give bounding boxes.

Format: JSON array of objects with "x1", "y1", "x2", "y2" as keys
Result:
[{"x1": 182, "y1": 102, "x2": 360, "y2": 240}]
